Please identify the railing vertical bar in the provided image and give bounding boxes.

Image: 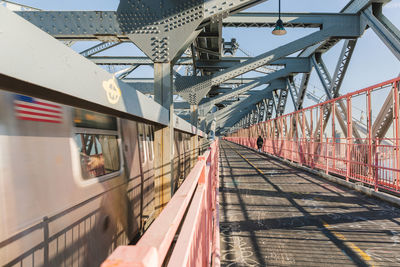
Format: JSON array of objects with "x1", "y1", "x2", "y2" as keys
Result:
[
  {"x1": 394, "y1": 81, "x2": 400, "y2": 191},
  {"x1": 347, "y1": 96, "x2": 352, "y2": 182}
]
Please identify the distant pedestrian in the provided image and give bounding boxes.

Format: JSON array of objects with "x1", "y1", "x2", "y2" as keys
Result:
[{"x1": 257, "y1": 136, "x2": 263, "y2": 152}]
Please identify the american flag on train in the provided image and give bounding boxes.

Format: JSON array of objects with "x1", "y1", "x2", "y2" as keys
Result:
[{"x1": 14, "y1": 95, "x2": 63, "y2": 123}]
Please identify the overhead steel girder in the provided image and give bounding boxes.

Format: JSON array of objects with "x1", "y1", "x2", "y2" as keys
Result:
[
  {"x1": 216, "y1": 99, "x2": 263, "y2": 129},
  {"x1": 123, "y1": 77, "x2": 259, "y2": 83},
  {"x1": 91, "y1": 56, "x2": 193, "y2": 65},
  {"x1": 0, "y1": 6, "x2": 206, "y2": 137},
  {"x1": 123, "y1": 77, "x2": 259, "y2": 88},
  {"x1": 80, "y1": 42, "x2": 121, "y2": 58},
  {"x1": 223, "y1": 12, "x2": 360, "y2": 28},
  {"x1": 217, "y1": 94, "x2": 271, "y2": 129},
  {"x1": 175, "y1": 16, "x2": 362, "y2": 105},
  {"x1": 361, "y1": 6, "x2": 400, "y2": 60},
  {"x1": 90, "y1": 56, "x2": 247, "y2": 66},
  {"x1": 89, "y1": 56, "x2": 299, "y2": 67},
  {"x1": 214, "y1": 79, "x2": 286, "y2": 127},
  {"x1": 206, "y1": 97, "x2": 246, "y2": 123},
  {"x1": 341, "y1": 0, "x2": 391, "y2": 14},
  {"x1": 198, "y1": 57, "x2": 312, "y2": 116},
  {"x1": 297, "y1": 0, "x2": 391, "y2": 59},
  {"x1": 174, "y1": 102, "x2": 191, "y2": 110},
  {"x1": 122, "y1": 77, "x2": 260, "y2": 94},
  {"x1": 195, "y1": 22, "x2": 222, "y2": 74},
  {"x1": 16, "y1": 0, "x2": 267, "y2": 62},
  {"x1": 15, "y1": 11, "x2": 125, "y2": 41}
]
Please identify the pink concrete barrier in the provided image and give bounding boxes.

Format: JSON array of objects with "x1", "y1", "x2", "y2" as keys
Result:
[{"x1": 101, "y1": 139, "x2": 220, "y2": 267}]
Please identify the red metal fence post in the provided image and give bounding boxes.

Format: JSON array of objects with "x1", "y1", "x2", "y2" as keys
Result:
[
  {"x1": 326, "y1": 137, "x2": 329, "y2": 174},
  {"x1": 332, "y1": 101, "x2": 336, "y2": 171},
  {"x1": 320, "y1": 105, "x2": 324, "y2": 169},
  {"x1": 393, "y1": 81, "x2": 400, "y2": 191},
  {"x1": 367, "y1": 90, "x2": 374, "y2": 187},
  {"x1": 302, "y1": 110, "x2": 306, "y2": 165},
  {"x1": 346, "y1": 96, "x2": 352, "y2": 182},
  {"x1": 375, "y1": 146, "x2": 379, "y2": 192},
  {"x1": 310, "y1": 108, "x2": 314, "y2": 168}
]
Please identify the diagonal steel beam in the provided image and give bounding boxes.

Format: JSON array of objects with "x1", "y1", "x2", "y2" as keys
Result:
[
  {"x1": 311, "y1": 54, "x2": 333, "y2": 99},
  {"x1": 207, "y1": 75, "x2": 290, "y2": 121},
  {"x1": 296, "y1": 72, "x2": 312, "y2": 110},
  {"x1": 361, "y1": 6, "x2": 400, "y2": 60},
  {"x1": 287, "y1": 77, "x2": 298, "y2": 111},
  {"x1": 206, "y1": 78, "x2": 287, "y2": 122},
  {"x1": 80, "y1": 42, "x2": 121, "y2": 58},
  {"x1": 216, "y1": 80, "x2": 287, "y2": 128},
  {"x1": 294, "y1": 0, "x2": 390, "y2": 109},
  {"x1": 371, "y1": 88, "x2": 394, "y2": 140},
  {"x1": 312, "y1": 39, "x2": 363, "y2": 141},
  {"x1": 330, "y1": 39, "x2": 357, "y2": 97},
  {"x1": 176, "y1": 21, "x2": 361, "y2": 105},
  {"x1": 199, "y1": 68, "x2": 291, "y2": 116},
  {"x1": 211, "y1": 24, "x2": 359, "y2": 86},
  {"x1": 116, "y1": 65, "x2": 140, "y2": 79}
]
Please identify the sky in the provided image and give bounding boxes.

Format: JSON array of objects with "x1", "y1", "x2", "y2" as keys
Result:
[{"x1": 4, "y1": 0, "x2": 400, "y2": 115}]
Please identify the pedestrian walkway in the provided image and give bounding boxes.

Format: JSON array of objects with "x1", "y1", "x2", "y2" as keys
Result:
[{"x1": 219, "y1": 140, "x2": 400, "y2": 266}]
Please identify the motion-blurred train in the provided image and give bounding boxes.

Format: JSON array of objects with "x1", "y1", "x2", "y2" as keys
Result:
[{"x1": 0, "y1": 90, "x2": 205, "y2": 266}]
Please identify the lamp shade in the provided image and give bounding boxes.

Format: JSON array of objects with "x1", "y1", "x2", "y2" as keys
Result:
[{"x1": 272, "y1": 19, "x2": 286, "y2": 35}]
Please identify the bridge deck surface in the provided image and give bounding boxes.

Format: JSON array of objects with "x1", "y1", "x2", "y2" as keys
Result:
[{"x1": 219, "y1": 140, "x2": 400, "y2": 266}]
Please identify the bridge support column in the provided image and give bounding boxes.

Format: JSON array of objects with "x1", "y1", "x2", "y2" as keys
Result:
[{"x1": 154, "y1": 62, "x2": 174, "y2": 215}]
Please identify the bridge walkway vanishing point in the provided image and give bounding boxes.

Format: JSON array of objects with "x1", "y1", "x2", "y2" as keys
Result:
[{"x1": 219, "y1": 140, "x2": 400, "y2": 266}]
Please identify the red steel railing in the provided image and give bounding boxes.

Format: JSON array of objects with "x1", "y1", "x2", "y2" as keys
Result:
[
  {"x1": 226, "y1": 77, "x2": 400, "y2": 194},
  {"x1": 101, "y1": 139, "x2": 220, "y2": 267}
]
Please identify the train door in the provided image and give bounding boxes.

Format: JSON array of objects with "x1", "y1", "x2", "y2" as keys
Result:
[
  {"x1": 173, "y1": 131, "x2": 181, "y2": 191},
  {"x1": 137, "y1": 123, "x2": 155, "y2": 228},
  {"x1": 179, "y1": 132, "x2": 184, "y2": 186},
  {"x1": 120, "y1": 120, "x2": 142, "y2": 237},
  {"x1": 184, "y1": 134, "x2": 191, "y2": 178},
  {"x1": 145, "y1": 125, "x2": 155, "y2": 219}
]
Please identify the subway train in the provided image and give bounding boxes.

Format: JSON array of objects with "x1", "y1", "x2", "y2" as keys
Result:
[{"x1": 0, "y1": 90, "x2": 206, "y2": 267}]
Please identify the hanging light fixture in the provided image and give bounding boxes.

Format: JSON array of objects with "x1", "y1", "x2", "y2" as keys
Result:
[{"x1": 272, "y1": 0, "x2": 286, "y2": 35}]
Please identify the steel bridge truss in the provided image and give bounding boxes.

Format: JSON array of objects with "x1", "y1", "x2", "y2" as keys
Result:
[{"x1": 5, "y1": 0, "x2": 400, "y2": 137}]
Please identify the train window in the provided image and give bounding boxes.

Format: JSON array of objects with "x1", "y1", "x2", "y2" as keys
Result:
[
  {"x1": 147, "y1": 125, "x2": 154, "y2": 161},
  {"x1": 138, "y1": 123, "x2": 147, "y2": 164},
  {"x1": 75, "y1": 134, "x2": 120, "y2": 179}
]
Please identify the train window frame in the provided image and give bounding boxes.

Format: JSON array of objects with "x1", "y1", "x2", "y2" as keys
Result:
[
  {"x1": 147, "y1": 125, "x2": 154, "y2": 162},
  {"x1": 138, "y1": 123, "x2": 147, "y2": 165},
  {"x1": 71, "y1": 115, "x2": 123, "y2": 183}
]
